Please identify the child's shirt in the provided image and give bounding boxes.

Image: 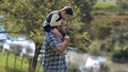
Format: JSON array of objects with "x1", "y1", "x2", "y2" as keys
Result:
[{"x1": 43, "y1": 10, "x2": 65, "y2": 32}]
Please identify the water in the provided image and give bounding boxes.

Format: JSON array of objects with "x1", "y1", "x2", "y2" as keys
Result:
[{"x1": 66, "y1": 50, "x2": 107, "y2": 72}]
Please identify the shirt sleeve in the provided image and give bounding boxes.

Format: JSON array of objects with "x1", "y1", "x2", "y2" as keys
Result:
[
  {"x1": 50, "y1": 14, "x2": 62, "y2": 27},
  {"x1": 48, "y1": 32, "x2": 59, "y2": 49}
]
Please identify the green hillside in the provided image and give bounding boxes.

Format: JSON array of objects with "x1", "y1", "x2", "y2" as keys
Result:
[{"x1": 94, "y1": 1, "x2": 117, "y2": 8}]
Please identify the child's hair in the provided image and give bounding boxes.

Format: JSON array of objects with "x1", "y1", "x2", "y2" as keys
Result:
[{"x1": 61, "y1": 6, "x2": 73, "y2": 16}]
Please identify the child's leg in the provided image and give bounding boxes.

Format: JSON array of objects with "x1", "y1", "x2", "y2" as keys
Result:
[
  {"x1": 44, "y1": 25, "x2": 53, "y2": 32},
  {"x1": 52, "y1": 28, "x2": 62, "y2": 42}
]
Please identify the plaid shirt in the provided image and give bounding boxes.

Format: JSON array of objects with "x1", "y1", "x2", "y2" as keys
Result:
[{"x1": 42, "y1": 32, "x2": 66, "y2": 71}]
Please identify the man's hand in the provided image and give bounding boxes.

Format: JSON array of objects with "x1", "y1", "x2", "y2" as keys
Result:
[
  {"x1": 64, "y1": 35, "x2": 70, "y2": 44},
  {"x1": 54, "y1": 35, "x2": 70, "y2": 56}
]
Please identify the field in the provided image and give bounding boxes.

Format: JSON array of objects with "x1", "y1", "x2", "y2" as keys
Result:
[
  {"x1": 94, "y1": 1, "x2": 128, "y2": 14},
  {"x1": 94, "y1": 1, "x2": 117, "y2": 8},
  {"x1": 0, "y1": 52, "x2": 42, "y2": 72}
]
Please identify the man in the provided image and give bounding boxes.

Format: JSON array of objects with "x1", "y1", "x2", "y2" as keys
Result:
[{"x1": 42, "y1": 22, "x2": 70, "y2": 72}]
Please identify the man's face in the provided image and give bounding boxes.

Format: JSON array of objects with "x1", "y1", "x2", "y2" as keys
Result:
[
  {"x1": 56, "y1": 24, "x2": 67, "y2": 33},
  {"x1": 62, "y1": 24, "x2": 67, "y2": 32}
]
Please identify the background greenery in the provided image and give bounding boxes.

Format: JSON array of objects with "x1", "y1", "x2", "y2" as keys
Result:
[{"x1": 0, "y1": 0, "x2": 128, "y2": 72}]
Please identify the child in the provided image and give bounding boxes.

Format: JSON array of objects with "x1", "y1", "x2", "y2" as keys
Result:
[{"x1": 43, "y1": 6, "x2": 73, "y2": 42}]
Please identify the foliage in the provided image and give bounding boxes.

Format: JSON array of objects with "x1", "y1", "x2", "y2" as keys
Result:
[
  {"x1": 0, "y1": 0, "x2": 128, "y2": 71},
  {"x1": 112, "y1": 47, "x2": 128, "y2": 63},
  {"x1": 94, "y1": 1, "x2": 128, "y2": 15},
  {"x1": 73, "y1": 0, "x2": 97, "y2": 23},
  {"x1": 0, "y1": 0, "x2": 93, "y2": 49},
  {"x1": 0, "y1": 0, "x2": 90, "y2": 50},
  {"x1": 88, "y1": 15, "x2": 128, "y2": 56},
  {"x1": 0, "y1": 0, "x2": 44, "y2": 42},
  {"x1": 0, "y1": 0, "x2": 93, "y2": 71},
  {"x1": 98, "y1": 26, "x2": 112, "y2": 39},
  {"x1": 116, "y1": 0, "x2": 128, "y2": 10},
  {"x1": 94, "y1": 1, "x2": 117, "y2": 8},
  {"x1": 99, "y1": 63, "x2": 110, "y2": 72},
  {"x1": 71, "y1": 32, "x2": 91, "y2": 52}
]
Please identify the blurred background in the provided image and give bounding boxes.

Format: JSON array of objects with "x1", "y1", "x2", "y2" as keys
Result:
[{"x1": 0, "y1": 0, "x2": 128, "y2": 72}]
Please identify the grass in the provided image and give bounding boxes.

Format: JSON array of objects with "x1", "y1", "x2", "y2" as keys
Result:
[
  {"x1": 0, "y1": 52, "x2": 29, "y2": 72},
  {"x1": 94, "y1": 1, "x2": 117, "y2": 8},
  {"x1": 93, "y1": 1, "x2": 128, "y2": 14},
  {"x1": 0, "y1": 52, "x2": 42, "y2": 72}
]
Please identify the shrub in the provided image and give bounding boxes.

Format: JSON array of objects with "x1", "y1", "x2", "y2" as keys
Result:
[
  {"x1": 116, "y1": 0, "x2": 128, "y2": 10},
  {"x1": 112, "y1": 47, "x2": 128, "y2": 63},
  {"x1": 117, "y1": 12, "x2": 128, "y2": 15},
  {"x1": 93, "y1": 10, "x2": 110, "y2": 15},
  {"x1": 98, "y1": 26, "x2": 112, "y2": 39}
]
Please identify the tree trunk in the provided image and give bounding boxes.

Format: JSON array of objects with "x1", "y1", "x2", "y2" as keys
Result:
[
  {"x1": 0, "y1": 40, "x2": 4, "y2": 53},
  {"x1": 29, "y1": 42, "x2": 42, "y2": 72}
]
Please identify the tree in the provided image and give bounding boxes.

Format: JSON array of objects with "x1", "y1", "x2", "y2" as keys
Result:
[
  {"x1": 73, "y1": 0, "x2": 97, "y2": 31},
  {"x1": 0, "y1": 40, "x2": 4, "y2": 52},
  {"x1": 0, "y1": 0, "x2": 91, "y2": 71},
  {"x1": 0, "y1": 0, "x2": 44, "y2": 71},
  {"x1": 116, "y1": 0, "x2": 128, "y2": 11}
]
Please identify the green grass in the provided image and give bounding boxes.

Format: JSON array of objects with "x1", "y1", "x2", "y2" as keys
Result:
[
  {"x1": 94, "y1": 1, "x2": 117, "y2": 8},
  {"x1": 0, "y1": 52, "x2": 42, "y2": 72},
  {"x1": 0, "y1": 52, "x2": 29, "y2": 72}
]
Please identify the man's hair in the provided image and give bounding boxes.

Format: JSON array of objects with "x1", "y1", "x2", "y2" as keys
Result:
[{"x1": 61, "y1": 6, "x2": 73, "y2": 15}]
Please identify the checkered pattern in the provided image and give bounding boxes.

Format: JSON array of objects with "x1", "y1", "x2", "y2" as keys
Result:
[{"x1": 42, "y1": 32, "x2": 66, "y2": 71}]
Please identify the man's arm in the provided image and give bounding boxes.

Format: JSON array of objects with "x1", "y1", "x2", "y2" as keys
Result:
[
  {"x1": 48, "y1": 32, "x2": 68, "y2": 55},
  {"x1": 55, "y1": 40, "x2": 68, "y2": 55}
]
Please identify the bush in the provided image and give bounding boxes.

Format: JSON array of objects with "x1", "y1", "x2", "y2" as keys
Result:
[
  {"x1": 112, "y1": 47, "x2": 128, "y2": 63},
  {"x1": 116, "y1": 0, "x2": 128, "y2": 10},
  {"x1": 99, "y1": 63, "x2": 110, "y2": 72},
  {"x1": 98, "y1": 26, "x2": 112, "y2": 39},
  {"x1": 93, "y1": 10, "x2": 110, "y2": 15},
  {"x1": 117, "y1": 12, "x2": 128, "y2": 15}
]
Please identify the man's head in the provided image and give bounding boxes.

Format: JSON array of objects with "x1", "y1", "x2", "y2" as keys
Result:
[
  {"x1": 56, "y1": 22, "x2": 67, "y2": 34},
  {"x1": 61, "y1": 6, "x2": 73, "y2": 19}
]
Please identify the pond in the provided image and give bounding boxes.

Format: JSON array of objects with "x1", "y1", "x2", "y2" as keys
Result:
[{"x1": 66, "y1": 50, "x2": 128, "y2": 72}]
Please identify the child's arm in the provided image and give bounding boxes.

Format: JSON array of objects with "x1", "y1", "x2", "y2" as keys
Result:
[
  {"x1": 51, "y1": 18, "x2": 65, "y2": 42},
  {"x1": 52, "y1": 28, "x2": 62, "y2": 42}
]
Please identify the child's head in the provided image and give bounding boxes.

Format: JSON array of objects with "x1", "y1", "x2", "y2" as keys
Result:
[{"x1": 61, "y1": 6, "x2": 73, "y2": 19}]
